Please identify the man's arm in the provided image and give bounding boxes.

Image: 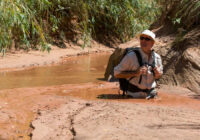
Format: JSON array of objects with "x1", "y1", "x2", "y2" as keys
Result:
[
  {"x1": 153, "y1": 54, "x2": 163, "y2": 79},
  {"x1": 115, "y1": 66, "x2": 148, "y2": 79},
  {"x1": 114, "y1": 70, "x2": 140, "y2": 79}
]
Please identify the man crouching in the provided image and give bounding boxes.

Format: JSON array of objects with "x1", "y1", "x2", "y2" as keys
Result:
[{"x1": 114, "y1": 30, "x2": 163, "y2": 99}]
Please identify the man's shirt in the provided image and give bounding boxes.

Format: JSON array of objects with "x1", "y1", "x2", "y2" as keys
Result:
[{"x1": 114, "y1": 47, "x2": 163, "y2": 90}]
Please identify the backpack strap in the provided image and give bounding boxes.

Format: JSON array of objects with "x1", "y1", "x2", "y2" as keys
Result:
[
  {"x1": 149, "y1": 50, "x2": 156, "y2": 75},
  {"x1": 132, "y1": 49, "x2": 143, "y2": 84},
  {"x1": 133, "y1": 49, "x2": 143, "y2": 66},
  {"x1": 151, "y1": 50, "x2": 156, "y2": 68}
]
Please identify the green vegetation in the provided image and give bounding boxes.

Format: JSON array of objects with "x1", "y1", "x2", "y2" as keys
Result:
[
  {"x1": 157, "y1": 0, "x2": 200, "y2": 47},
  {"x1": 0, "y1": 0, "x2": 161, "y2": 54},
  {"x1": 159, "y1": 0, "x2": 200, "y2": 29}
]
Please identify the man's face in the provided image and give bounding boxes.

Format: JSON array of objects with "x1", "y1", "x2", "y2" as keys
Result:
[{"x1": 140, "y1": 35, "x2": 154, "y2": 54}]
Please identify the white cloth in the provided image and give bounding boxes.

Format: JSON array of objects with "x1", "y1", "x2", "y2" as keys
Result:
[{"x1": 114, "y1": 47, "x2": 163, "y2": 90}]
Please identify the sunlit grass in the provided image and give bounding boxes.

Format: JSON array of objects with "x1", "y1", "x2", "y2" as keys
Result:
[{"x1": 0, "y1": 0, "x2": 161, "y2": 54}]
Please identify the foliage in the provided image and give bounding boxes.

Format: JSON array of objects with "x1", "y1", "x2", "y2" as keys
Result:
[
  {"x1": 0, "y1": 0, "x2": 52, "y2": 54},
  {"x1": 158, "y1": 0, "x2": 200, "y2": 29},
  {"x1": 0, "y1": 0, "x2": 161, "y2": 54},
  {"x1": 155, "y1": 0, "x2": 200, "y2": 47}
]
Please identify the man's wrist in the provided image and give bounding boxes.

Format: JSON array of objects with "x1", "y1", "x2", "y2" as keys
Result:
[
  {"x1": 154, "y1": 73, "x2": 161, "y2": 79},
  {"x1": 133, "y1": 70, "x2": 141, "y2": 77}
]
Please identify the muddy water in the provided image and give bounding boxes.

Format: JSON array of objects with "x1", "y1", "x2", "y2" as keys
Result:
[
  {"x1": 57, "y1": 87, "x2": 200, "y2": 111},
  {"x1": 0, "y1": 53, "x2": 110, "y2": 90}
]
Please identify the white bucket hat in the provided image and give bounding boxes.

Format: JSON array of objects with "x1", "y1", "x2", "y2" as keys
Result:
[{"x1": 140, "y1": 30, "x2": 156, "y2": 41}]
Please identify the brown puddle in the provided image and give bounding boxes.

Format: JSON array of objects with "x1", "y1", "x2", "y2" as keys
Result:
[{"x1": 0, "y1": 53, "x2": 110, "y2": 90}]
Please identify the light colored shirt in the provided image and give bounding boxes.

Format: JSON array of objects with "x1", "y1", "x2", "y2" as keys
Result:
[{"x1": 114, "y1": 47, "x2": 163, "y2": 90}]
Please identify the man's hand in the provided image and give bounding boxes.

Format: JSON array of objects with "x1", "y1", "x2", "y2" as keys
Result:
[
  {"x1": 139, "y1": 66, "x2": 148, "y2": 75},
  {"x1": 153, "y1": 67, "x2": 162, "y2": 79}
]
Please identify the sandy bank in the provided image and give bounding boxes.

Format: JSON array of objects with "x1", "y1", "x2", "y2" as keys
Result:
[
  {"x1": 0, "y1": 82, "x2": 199, "y2": 139},
  {"x1": 0, "y1": 41, "x2": 114, "y2": 72}
]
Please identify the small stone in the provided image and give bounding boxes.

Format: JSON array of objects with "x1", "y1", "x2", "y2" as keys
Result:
[{"x1": 85, "y1": 103, "x2": 91, "y2": 106}]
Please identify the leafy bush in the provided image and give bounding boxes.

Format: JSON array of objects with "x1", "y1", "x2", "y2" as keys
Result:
[
  {"x1": 158, "y1": 0, "x2": 200, "y2": 29},
  {"x1": 0, "y1": 0, "x2": 52, "y2": 55},
  {"x1": 84, "y1": 0, "x2": 160, "y2": 42},
  {"x1": 0, "y1": 0, "x2": 161, "y2": 54}
]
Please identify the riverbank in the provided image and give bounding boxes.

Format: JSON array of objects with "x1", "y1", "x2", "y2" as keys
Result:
[
  {"x1": 0, "y1": 36, "x2": 165, "y2": 72},
  {"x1": 0, "y1": 40, "x2": 115, "y2": 72}
]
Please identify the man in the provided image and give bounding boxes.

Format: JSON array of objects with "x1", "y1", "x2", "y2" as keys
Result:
[{"x1": 114, "y1": 30, "x2": 163, "y2": 99}]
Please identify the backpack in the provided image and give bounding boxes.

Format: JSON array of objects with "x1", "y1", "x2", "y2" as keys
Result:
[
  {"x1": 104, "y1": 47, "x2": 156, "y2": 96},
  {"x1": 104, "y1": 47, "x2": 127, "y2": 82}
]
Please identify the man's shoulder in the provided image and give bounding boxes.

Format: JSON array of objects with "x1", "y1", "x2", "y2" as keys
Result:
[
  {"x1": 122, "y1": 48, "x2": 140, "y2": 62},
  {"x1": 126, "y1": 47, "x2": 140, "y2": 55},
  {"x1": 153, "y1": 51, "x2": 161, "y2": 59},
  {"x1": 126, "y1": 49, "x2": 138, "y2": 58}
]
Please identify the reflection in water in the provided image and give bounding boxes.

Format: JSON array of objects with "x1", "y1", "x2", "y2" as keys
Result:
[{"x1": 0, "y1": 53, "x2": 111, "y2": 90}]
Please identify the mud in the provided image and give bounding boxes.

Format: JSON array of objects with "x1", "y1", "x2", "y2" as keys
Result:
[{"x1": 0, "y1": 82, "x2": 200, "y2": 139}]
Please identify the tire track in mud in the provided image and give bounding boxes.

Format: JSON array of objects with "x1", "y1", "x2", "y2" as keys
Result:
[{"x1": 30, "y1": 99, "x2": 92, "y2": 140}]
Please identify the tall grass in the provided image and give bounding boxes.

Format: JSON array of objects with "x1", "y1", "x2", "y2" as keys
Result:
[
  {"x1": 158, "y1": 0, "x2": 200, "y2": 29},
  {"x1": 85, "y1": 0, "x2": 160, "y2": 42},
  {"x1": 0, "y1": 0, "x2": 52, "y2": 55},
  {"x1": 0, "y1": 0, "x2": 161, "y2": 54}
]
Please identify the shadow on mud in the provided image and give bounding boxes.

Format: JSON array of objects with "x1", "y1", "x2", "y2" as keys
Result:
[
  {"x1": 97, "y1": 94, "x2": 125, "y2": 99},
  {"x1": 97, "y1": 94, "x2": 144, "y2": 100},
  {"x1": 147, "y1": 124, "x2": 200, "y2": 130},
  {"x1": 189, "y1": 94, "x2": 200, "y2": 100},
  {"x1": 96, "y1": 78, "x2": 107, "y2": 81},
  {"x1": 96, "y1": 78, "x2": 118, "y2": 82}
]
